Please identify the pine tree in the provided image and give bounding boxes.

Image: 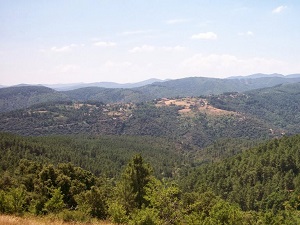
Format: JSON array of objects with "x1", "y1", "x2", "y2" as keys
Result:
[{"x1": 115, "y1": 154, "x2": 152, "y2": 213}]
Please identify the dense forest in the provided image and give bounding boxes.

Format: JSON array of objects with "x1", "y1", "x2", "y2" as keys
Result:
[
  {"x1": 208, "y1": 83, "x2": 300, "y2": 134},
  {"x1": 0, "y1": 100, "x2": 273, "y2": 149},
  {"x1": 0, "y1": 132, "x2": 186, "y2": 178},
  {"x1": 1, "y1": 133, "x2": 300, "y2": 224},
  {"x1": 1, "y1": 81, "x2": 300, "y2": 224}
]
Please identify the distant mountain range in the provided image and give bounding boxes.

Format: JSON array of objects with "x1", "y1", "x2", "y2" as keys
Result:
[
  {"x1": 44, "y1": 78, "x2": 166, "y2": 91},
  {"x1": 1, "y1": 74, "x2": 300, "y2": 113},
  {"x1": 1, "y1": 73, "x2": 300, "y2": 90},
  {"x1": 0, "y1": 78, "x2": 165, "y2": 90},
  {"x1": 228, "y1": 73, "x2": 300, "y2": 79}
]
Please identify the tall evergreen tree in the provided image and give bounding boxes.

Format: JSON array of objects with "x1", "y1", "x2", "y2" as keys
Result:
[{"x1": 115, "y1": 154, "x2": 153, "y2": 213}]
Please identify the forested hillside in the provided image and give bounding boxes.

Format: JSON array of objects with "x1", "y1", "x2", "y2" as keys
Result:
[
  {"x1": 1, "y1": 133, "x2": 300, "y2": 224},
  {"x1": 0, "y1": 132, "x2": 185, "y2": 178},
  {"x1": 0, "y1": 86, "x2": 70, "y2": 113},
  {"x1": 136, "y1": 76, "x2": 300, "y2": 98},
  {"x1": 181, "y1": 134, "x2": 300, "y2": 214},
  {"x1": 209, "y1": 82, "x2": 300, "y2": 133},
  {"x1": 1, "y1": 81, "x2": 300, "y2": 224},
  {"x1": 2, "y1": 83, "x2": 300, "y2": 149},
  {"x1": 0, "y1": 100, "x2": 273, "y2": 149},
  {"x1": 2, "y1": 76, "x2": 300, "y2": 113}
]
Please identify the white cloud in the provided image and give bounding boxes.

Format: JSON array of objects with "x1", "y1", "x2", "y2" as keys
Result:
[
  {"x1": 129, "y1": 45, "x2": 186, "y2": 53},
  {"x1": 129, "y1": 45, "x2": 155, "y2": 53},
  {"x1": 166, "y1": 18, "x2": 190, "y2": 25},
  {"x1": 191, "y1": 32, "x2": 218, "y2": 40},
  {"x1": 94, "y1": 41, "x2": 116, "y2": 47},
  {"x1": 181, "y1": 54, "x2": 287, "y2": 77},
  {"x1": 50, "y1": 44, "x2": 77, "y2": 52},
  {"x1": 238, "y1": 31, "x2": 254, "y2": 36},
  {"x1": 272, "y1": 5, "x2": 287, "y2": 14}
]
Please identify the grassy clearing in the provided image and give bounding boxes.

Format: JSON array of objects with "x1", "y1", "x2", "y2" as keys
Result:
[
  {"x1": 0, "y1": 214, "x2": 113, "y2": 225},
  {"x1": 156, "y1": 97, "x2": 236, "y2": 116}
]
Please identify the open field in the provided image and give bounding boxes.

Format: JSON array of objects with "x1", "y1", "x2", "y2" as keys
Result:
[
  {"x1": 0, "y1": 215, "x2": 113, "y2": 225},
  {"x1": 156, "y1": 97, "x2": 236, "y2": 116}
]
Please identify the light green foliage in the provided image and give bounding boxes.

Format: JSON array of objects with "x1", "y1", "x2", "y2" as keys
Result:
[
  {"x1": 43, "y1": 187, "x2": 65, "y2": 213},
  {"x1": 0, "y1": 132, "x2": 184, "y2": 179},
  {"x1": 129, "y1": 208, "x2": 161, "y2": 225},
  {"x1": 7, "y1": 187, "x2": 27, "y2": 214},
  {"x1": 108, "y1": 202, "x2": 129, "y2": 224},
  {"x1": 207, "y1": 200, "x2": 244, "y2": 225},
  {"x1": 114, "y1": 179, "x2": 137, "y2": 214},
  {"x1": 145, "y1": 178, "x2": 183, "y2": 224}
]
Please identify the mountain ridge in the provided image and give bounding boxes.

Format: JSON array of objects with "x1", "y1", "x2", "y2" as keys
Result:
[
  {"x1": 2, "y1": 73, "x2": 300, "y2": 90},
  {"x1": 1, "y1": 82, "x2": 299, "y2": 149},
  {"x1": 1, "y1": 75, "x2": 300, "y2": 113}
]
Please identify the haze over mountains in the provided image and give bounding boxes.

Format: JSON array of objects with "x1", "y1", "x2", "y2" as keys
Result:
[
  {"x1": 1, "y1": 73, "x2": 300, "y2": 90},
  {"x1": 1, "y1": 73, "x2": 300, "y2": 114}
]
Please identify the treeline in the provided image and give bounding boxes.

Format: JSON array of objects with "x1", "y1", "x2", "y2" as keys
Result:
[{"x1": 1, "y1": 153, "x2": 299, "y2": 224}]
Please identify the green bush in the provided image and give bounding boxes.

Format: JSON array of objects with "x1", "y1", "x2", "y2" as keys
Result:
[
  {"x1": 58, "y1": 209, "x2": 91, "y2": 222},
  {"x1": 108, "y1": 202, "x2": 129, "y2": 224},
  {"x1": 129, "y1": 208, "x2": 161, "y2": 225}
]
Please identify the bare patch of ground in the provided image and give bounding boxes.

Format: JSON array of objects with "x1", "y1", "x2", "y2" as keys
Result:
[{"x1": 156, "y1": 97, "x2": 236, "y2": 116}]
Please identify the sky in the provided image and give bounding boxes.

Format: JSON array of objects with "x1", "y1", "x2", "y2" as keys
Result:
[{"x1": 0, "y1": 0, "x2": 300, "y2": 85}]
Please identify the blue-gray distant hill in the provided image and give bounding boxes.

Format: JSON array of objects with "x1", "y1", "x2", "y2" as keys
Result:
[
  {"x1": 0, "y1": 86, "x2": 70, "y2": 112},
  {"x1": 228, "y1": 73, "x2": 300, "y2": 79},
  {"x1": 45, "y1": 78, "x2": 164, "y2": 91},
  {"x1": 1, "y1": 74, "x2": 300, "y2": 112}
]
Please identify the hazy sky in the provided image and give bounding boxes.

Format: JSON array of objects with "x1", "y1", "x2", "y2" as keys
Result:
[{"x1": 1, "y1": 0, "x2": 300, "y2": 85}]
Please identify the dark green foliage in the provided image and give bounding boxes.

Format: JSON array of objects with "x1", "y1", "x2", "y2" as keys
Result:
[
  {"x1": 120, "y1": 155, "x2": 152, "y2": 210},
  {"x1": 0, "y1": 132, "x2": 184, "y2": 178},
  {"x1": 75, "y1": 186, "x2": 109, "y2": 219},
  {"x1": 1, "y1": 144, "x2": 300, "y2": 223},
  {"x1": 181, "y1": 134, "x2": 300, "y2": 213},
  {"x1": 196, "y1": 138, "x2": 260, "y2": 163},
  {"x1": 0, "y1": 158, "x2": 106, "y2": 217},
  {"x1": 65, "y1": 86, "x2": 149, "y2": 103},
  {"x1": 209, "y1": 82, "x2": 300, "y2": 134}
]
